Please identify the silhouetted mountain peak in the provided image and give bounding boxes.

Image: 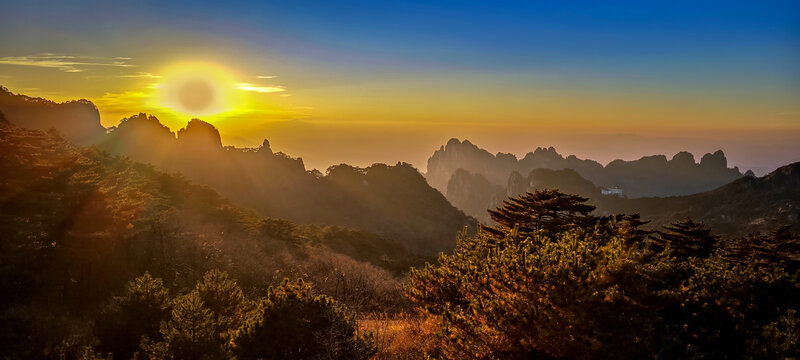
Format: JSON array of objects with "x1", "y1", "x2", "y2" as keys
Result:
[
  {"x1": 700, "y1": 150, "x2": 727, "y2": 169},
  {"x1": 525, "y1": 146, "x2": 563, "y2": 161},
  {"x1": 177, "y1": 118, "x2": 223, "y2": 150},
  {"x1": 671, "y1": 151, "x2": 696, "y2": 167},
  {"x1": 744, "y1": 169, "x2": 756, "y2": 177},
  {"x1": 116, "y1": 112, "x2": 174, "y2": 138},
  {"x1": 0, "y1": 85, "x2": 105, "y2": 144},
  {"x1": 497, "y1": 152, "x2": 518, "y2": 162},
  {"x1": 259, "y1": 138, "x2": 273, "y2": 155},
  {"x1": 429, "y1": 139, "x2": 746, "y2": 203}
]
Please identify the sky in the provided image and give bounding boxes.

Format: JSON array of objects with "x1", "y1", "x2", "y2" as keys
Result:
[{"x1": 1, "y1": 0, "x2": 799, "y2": 175}]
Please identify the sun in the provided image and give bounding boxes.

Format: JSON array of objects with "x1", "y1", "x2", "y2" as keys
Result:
[{"x1": 156, "y1": 61, "x2": 242, "y2": 117}]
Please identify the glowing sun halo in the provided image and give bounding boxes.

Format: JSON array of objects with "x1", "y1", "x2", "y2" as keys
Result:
[{"x1": 157, "y1": 62, "x2": 241, "y2": 117}]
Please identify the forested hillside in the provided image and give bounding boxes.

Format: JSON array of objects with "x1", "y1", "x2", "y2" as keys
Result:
[
  {"x1": 2, "y1": 115, "x2": 798, "y2": 358},
  {"x1": 0, "y1": 118, "x2": 420, "y2": 358}
]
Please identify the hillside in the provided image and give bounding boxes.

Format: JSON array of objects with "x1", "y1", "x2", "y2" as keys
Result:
[
  {"x1": 597, "y1": 162, "x2": 800, "y2": 236},
  {"x1": 0, "y1": 119, "x2": 422, "y2": 313},
  {"x1": 0, "y1": 89, "x2": 476, "y2": 256},
  {"x1": 92, "y1": 113, "x2": 475, "y2": 255}
]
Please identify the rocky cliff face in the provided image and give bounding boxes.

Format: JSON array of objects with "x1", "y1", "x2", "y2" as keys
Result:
[
  {"x1": 452, "y1": 167, "x2": 601, "y2": 222},
  {"x1": 0, "y1": 86, "x2": 105, "y2": 144},
  {"x1": 445, "y1": 169, "x2": 506, "y2": 221},
  {"x1": 426, "y1": 138, "x2": 517, "y2": 193},
  {"x1": 177, "y1": 118, "x2": 224, "y2": 151}
]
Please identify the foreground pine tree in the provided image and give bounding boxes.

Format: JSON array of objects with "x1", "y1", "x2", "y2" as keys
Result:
[{"x1": 407, "y1": 189, "x2": 800, "y2": 359}]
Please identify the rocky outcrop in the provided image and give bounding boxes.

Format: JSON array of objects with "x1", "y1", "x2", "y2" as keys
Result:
[
  {"x1": 445, "y1": 169, "x2": 506, "y2": 221},
  {"x1": 177, "y1": 118, "x2": 223, "y2": 151},
  {"x1": 426, "y1": 138, "x2": 516, "y2": 193},
  {"x1": 0, "y1": 86, "x2": 105, "y2": 144},
  {"x1": 98, "y1": 113, "x2": 176, "y2": 165}
]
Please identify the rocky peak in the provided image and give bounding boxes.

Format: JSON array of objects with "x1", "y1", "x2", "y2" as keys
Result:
[
  {"x1": 700, "y1": 150, "x2": 727, "y2": 170},
  {"x1": 670, "y1": 151, "x2": 696, "y2": 167},
  {"x1": 524, "y1": 146, "x2": 564, "y2": 162},
  {"x1": 177, "y1": 119, "x2": 223, "y2": 150},
  {"x1": 0, "y1": 86, "x2": 105, "y2": 144},
  {"x1": 507, "y1": 171, "x2": 526, "y2": 197},
  {"x1": 112, "y1": 113, "x2": 175, "y2": 141},
  {"x1": 258, "y1": 139, "x2": 273, "y2": 155}
]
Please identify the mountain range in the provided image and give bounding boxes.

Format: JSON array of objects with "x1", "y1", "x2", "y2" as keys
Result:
[
  {"x1": 0, "y1": 87, "x2": 475, "y2": 256},
  {"x1": 2, "y1": 86, "x2": 797, "y2": 250},
  {"x1": 427, "y1": 138, "x2": 747, "y2": 199}
]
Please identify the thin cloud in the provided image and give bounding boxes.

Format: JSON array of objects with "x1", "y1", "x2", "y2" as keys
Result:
[
  {"x1": 0, "y1": 54, "x2": 135, "y2": 73},
  {"x1": 119, "y1": 72, "x2": 162, "y2": 79},
  {"x1": 256, "y1": 75, "x2": 277, "y2": 79},
  {"x1": 236, "y1": 83, "x2": 286, "y2": 93}
]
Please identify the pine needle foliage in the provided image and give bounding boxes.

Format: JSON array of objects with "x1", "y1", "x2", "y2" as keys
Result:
[{"x1": 407, "y1": 189, "x2": 800, "y2": 359}]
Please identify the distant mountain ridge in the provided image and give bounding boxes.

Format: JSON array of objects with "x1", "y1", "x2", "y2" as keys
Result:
[
  {"x1": 428, "y1": 138, "x2": 745, "y2": 199},
  {"x1": 450, "y1": 156, "x2": 799, "y2": 237}
]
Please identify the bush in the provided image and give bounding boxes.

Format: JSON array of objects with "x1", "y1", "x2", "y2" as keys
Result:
[
  {"x1": 233, "y1": 279, "x2": 375, "y2": 359},
  {"x1": 407, "y1": 190, "x2": 800, "y2": 359}
]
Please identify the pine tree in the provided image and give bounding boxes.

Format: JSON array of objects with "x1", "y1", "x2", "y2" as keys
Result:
[
  {"x1": 147, "y1": 291, "x2": 227, "y2": 360},
  {"x1": 651, "y1": 217, "x2": 719, "y2": 258},
  {"x1": 195, "y1": 269, "x2": 248, "y2": 336},
  {"x1": 483, "y1": 189, "x2": 596, "y2": 241},
  {"x1": 95, "y1": 273, "x2": 171, "y2": 360},
  {"x1": 725, "y1": 226, "x2": 800, "y2": 271}
]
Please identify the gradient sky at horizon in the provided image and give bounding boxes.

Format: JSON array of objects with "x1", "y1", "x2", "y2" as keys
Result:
[{"x1": 1, "y1": 0, "x2": 799, "y2": 175}]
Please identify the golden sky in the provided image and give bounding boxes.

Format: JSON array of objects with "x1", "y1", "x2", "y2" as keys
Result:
[{"x1": 1, "y1": 1, "x2": 799, "y2": 175}]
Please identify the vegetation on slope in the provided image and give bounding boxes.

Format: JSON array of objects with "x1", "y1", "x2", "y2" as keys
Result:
[
  {"x1": 408, "y1": 190, "x2": 800, "y2": 359},
  {"x1": 0, "y1": 120, "x2": 417, "y2": 358}
]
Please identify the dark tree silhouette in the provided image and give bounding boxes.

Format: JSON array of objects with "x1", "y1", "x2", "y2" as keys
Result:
[
  {"x1": 483, "y1": 189, "x2": 596, "y2": 241},
  {"x1": 651, "y1": 217, "x2": 719, "y2": 258}
]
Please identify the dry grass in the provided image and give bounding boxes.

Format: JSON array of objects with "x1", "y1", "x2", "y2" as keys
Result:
[{"x1": 359, "y1": 312, "x2": 441, "y2": 359}]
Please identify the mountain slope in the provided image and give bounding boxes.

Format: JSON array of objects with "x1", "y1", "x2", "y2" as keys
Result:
[
  {"x1": 0, "y1": 120, "x2": 422, "y2": 313},
  {"x1": 92, "y1": 113, "x2": 475, "y2": 255},
  {"x1": 0, "y1": 88, "x2": 476, "y2": 256},
  {"x1": 597, "y1": 162, "x2": 800, "y2": 236}
]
